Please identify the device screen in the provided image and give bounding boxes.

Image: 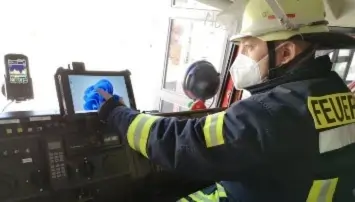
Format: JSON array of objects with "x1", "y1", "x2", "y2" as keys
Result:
[
  {"x1": 8, "y1": 59, "x2": 28, "y2": 84},
  {"x1": 48, "y1": 142, "x2": 62, "y2": 150},
  {"x1": 68, "y1": 75, "x2": 131, "y2": 114}
]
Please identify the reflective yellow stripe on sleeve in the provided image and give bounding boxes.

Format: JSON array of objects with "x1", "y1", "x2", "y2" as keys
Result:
[
  {"x1": 189, "y1": 191, "x2": 210, "y2": 201},
  {"x1": 177, "y1": 198, "x2": 189, "y2": 202},
  {"x1": 177, "y1": 183, "x2": 228, "y2": 202},
  {"x1": 216, "y1": 183, "x2": 227, "y2": 198},
  {"x1": 203, "y1": 112, "x2": 226, "y2": 148},
  {"x1": 306, "y1": 178, "x2": 338, "y2": 202},
  {"x1": 127, "y1": 114, "x2": 160, "y2": 158}
]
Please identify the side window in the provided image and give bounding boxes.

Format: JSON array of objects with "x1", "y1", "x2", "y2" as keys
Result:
[
  {"x1": 315, "y1": 50, "x2": 335, "y2": 59},
  {"x1": 160, "y1": 99, "x2": 189, "y2": 113},
  {"x1": 338, "y1": 49, "x2": 351, "y2": 57},
  {"x1": 317, "y1": 49, "x2": 355, "y2": 84},
  {"x1": 157, "y1": 5, "x2": 232, "y2": 113},
  {"x1": 345, "y1": 55, "x2": 355, "y2": 82},
  {"x1": 333, "y1": 62, "x2": 349, "y2": 79},
  {"x1": 329, "y1": 49, "x2": 354, "y2": 82}
]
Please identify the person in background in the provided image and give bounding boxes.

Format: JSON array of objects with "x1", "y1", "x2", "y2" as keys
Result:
[{"x1": 97, "y1": 0, "x2": 355, "y2": 201}]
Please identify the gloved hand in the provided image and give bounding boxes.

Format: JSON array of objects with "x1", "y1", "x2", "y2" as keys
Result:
[{"x1": 96, "y1": 88, "x2": 125, "y2": 122}]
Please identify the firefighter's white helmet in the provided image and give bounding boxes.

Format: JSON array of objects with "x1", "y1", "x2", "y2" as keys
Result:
[{"x1": 229, "y1": 0, "x2": 328, "y2": 42}]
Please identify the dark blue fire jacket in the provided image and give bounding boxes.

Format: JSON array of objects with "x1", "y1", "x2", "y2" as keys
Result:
[{"x1": 103, "y1": 56, "x2": 355, "y2": 202}]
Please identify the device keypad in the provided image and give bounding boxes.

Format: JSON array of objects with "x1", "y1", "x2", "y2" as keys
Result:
[{"x1": 49, "y1": 151, "x2": 66, "y2": 179}]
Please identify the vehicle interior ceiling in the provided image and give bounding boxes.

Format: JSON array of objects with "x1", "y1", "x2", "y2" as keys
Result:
[{"x1": 2, "y1": 1, "x2": 355, "y2": 202}]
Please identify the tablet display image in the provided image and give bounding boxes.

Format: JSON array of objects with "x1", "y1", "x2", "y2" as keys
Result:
[{"x1": 68, "y1": 75, "x2": 131, "y2": 113}]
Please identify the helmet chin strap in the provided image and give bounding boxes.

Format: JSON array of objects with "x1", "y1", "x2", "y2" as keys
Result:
[
  {"x1": 266, "y1": 41, "x2": 317, "y2": 80},
  {"x1": 266, "y1": 41, "x2": 277, "y2": 79}
]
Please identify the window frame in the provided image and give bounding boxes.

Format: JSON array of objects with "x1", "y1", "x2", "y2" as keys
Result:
[
  {"x1": 330, "y1": 49, "x2": 355, "y2": 81},
  {"x1": 157, "y1": 8, "x2": 234, "y2": 112}
]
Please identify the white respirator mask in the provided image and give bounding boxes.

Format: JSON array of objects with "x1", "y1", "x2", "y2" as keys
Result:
[
  {"x1": 230, "y1": 43, "x2": 287, "y2": 90},
  {"x1": 229, "y1": 54, "x2": 264, "y2": 90}
]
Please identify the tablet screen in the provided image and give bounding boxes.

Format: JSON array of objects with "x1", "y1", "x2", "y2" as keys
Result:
[{"x1": 68, "y1": 75, "x2": 131, "y2": 113}]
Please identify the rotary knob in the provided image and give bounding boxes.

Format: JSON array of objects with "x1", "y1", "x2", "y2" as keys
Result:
[
  {"x1": 79, "y1": 158, "x2": 94, "y2": 179},
  {"x1": 30, "y1": 169, "x2": 46, "y2": 191}
]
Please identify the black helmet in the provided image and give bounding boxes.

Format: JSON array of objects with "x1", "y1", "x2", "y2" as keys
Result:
[{"x1": 182, "y1": 60, "x2": 220, "y2": 101}]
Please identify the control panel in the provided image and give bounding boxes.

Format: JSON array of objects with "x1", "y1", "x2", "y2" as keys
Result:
[
  {"x1": 0, "y1": 135, "x2": 45, "y2": 201},
  {"x1": 0, "y1": 112, "x2": 153, "y2": 202},
  {"x1": 0, "y1": 108, "x2": 224, "y2": 202}
]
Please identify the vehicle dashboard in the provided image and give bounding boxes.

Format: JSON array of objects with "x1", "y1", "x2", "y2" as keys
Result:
[{"x1": 0, "y1": 108, "x2": 224, "y2": 202}]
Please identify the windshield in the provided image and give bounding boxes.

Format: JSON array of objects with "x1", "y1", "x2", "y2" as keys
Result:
[{"x1": 0, "y1": 0, "x2": 166, "y2": 113}]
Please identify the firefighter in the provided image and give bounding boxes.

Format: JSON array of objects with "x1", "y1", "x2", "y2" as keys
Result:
[{"x1": 97, "y1": 0, "x2": 355, "y2": 201}]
